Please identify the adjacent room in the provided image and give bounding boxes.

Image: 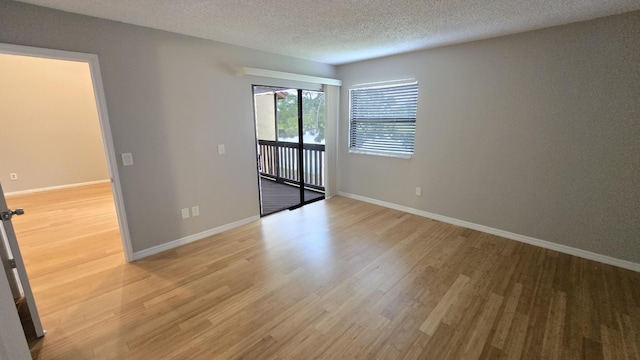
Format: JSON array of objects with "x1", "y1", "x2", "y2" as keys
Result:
[
  {"x1": 0, "y1": 0, "x2": 638, "y2": 359},
  {"x1": 0, "y1": 53, "x2": 124, "y2": 346}
]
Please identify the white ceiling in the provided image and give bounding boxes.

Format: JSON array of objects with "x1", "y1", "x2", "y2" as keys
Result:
[{"x1": 16, "y1": 0, "x2": 640, "y2": 65}]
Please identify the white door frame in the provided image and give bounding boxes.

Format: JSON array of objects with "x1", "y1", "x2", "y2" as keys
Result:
[
  {"x1": 0, "y1": 260, "x2": 31, "y2": 360},
  {"x1": 0, "y1": 43, "x2": 134, "y2": 262}
]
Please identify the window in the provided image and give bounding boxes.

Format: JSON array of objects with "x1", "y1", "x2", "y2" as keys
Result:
[{"x1": 349, "y1": 80, "x2": 418, "y2": 158}]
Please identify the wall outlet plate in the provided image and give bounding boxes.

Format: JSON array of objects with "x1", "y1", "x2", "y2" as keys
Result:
[
  {"x1": 181, "y1": 208, "x2": 190, "y2": 219},
  {"x1": 191, "y1": 206, "x2": 200, "y2": 217},
  {"x1": 121, "y1": 153, "x2": 133, "y2": 166}
]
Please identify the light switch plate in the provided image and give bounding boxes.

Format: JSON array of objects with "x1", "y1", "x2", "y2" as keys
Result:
[
  {"x1": 181, "y1": 208, "x2": 190, "y2": 219},
  {"x1": 121, "y1": 153, "x2": 133, "y2": 166},
  {"x1": 217, "y1": 144, "x2": 226, "y2": 155},
  {"x1": 191, "y1": 206, "x2": 200, "y2": 217}
]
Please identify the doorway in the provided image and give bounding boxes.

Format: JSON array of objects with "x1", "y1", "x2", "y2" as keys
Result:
[
  {"x1": 253, "y1": 86, "x2": 326, "y2": 216},
  {"x1": 0, "y1": 43, "x2": 131, "y2": 345}
]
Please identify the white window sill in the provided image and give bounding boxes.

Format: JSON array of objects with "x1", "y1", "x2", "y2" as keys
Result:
[{"x1": 348, "y1": 148, "x2": 412, "y2": 159}]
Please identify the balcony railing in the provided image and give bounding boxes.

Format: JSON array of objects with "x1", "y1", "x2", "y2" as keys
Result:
[{"x1": 258, "y1": 140, "x2": 325, "y2": 191}]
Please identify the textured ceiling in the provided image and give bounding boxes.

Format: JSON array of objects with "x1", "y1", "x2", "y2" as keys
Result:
[{"x1": 16, "y1": 0, "x2": 640, "y2": 65}]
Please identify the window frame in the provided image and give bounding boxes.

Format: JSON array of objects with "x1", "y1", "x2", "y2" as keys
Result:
[{"x1": 348, "y1": 79, "x2": 419, "y2": 159}]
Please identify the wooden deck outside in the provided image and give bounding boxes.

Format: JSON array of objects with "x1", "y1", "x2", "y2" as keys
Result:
[{"x1": 259, "y1": 177, "x2": 324, "y2": 216}]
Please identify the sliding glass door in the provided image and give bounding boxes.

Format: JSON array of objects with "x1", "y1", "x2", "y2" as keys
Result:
[{"x1": 253, "y1": 86, "x2": 325, "y2": 216}]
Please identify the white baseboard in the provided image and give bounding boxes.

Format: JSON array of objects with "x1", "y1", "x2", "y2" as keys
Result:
[
  {"x1": 133, "y1": 215, "x2": 260, "y2": 260},
  {"x1": 337, "y1": 191, "x2": 640, "y2": 273},
  {"x1": 5, "y1": 179, "x2": 111, "y2": 197}
]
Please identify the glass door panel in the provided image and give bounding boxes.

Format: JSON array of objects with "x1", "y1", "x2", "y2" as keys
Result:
[
  {"x1": 301, "y1": 90, "x2": 326, "y2": 203},
  {"x1": 276, "y1": 89, "x2": 300, "y2": 189},
  {"x1": 254, "y1": 87, "x2": 302, "y2": 215}
]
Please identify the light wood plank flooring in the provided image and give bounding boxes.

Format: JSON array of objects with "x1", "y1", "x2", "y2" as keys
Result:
[{"x1": 6, "y1": 184, "x2": 640, "y2": 359}]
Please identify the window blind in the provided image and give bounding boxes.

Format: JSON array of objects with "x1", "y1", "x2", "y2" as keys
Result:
[{"x1": 349, "y1": 81, "x2": 418, "y2": 155}]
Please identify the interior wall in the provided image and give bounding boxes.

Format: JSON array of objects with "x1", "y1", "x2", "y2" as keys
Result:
[
  {"x1": 337, "y1": 11, "x2": 640, "y2": 264},
  {"x1": 0, "y1": 0, "x2": 336, "y2": 253},
  {"x1": 323, "y1": 85, "x2": 340, "y2": 198},
  {"x1": 0, "y1": 54, "x2": 109, "y2": 193}
]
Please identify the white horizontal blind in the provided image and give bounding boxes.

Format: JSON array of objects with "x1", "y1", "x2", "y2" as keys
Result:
[{"x1": 349, "y1": 81, "x2": 418, "y2": 155}]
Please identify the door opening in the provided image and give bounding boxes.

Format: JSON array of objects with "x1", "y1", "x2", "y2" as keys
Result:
[
  {"x1": 253, "y1": 85, "x2": 326, "y2": 216},
  {"x1": 0, "y1": 43, "x2": 132, "y2": 347}
]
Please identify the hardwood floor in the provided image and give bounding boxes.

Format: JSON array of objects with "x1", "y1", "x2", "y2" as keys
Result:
[{"x1": 6, "y1": 184, "x2": 640, "y2": 359}]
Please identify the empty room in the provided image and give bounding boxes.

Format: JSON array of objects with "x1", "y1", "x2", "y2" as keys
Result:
[
  {"x1": 0, "y1": 0, "x2": 638, "y2": 359},
  {"x1": 0, "y1": 53, "x2": 124, "y2": 291}
]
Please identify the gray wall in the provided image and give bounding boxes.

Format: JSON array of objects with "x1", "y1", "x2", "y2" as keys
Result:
[
  {"x1": 337, "y1": 11, "x2": 640, "y2": 263},
  {"x1": 0, "y1": 0, "x2": 335, "y2": 252},
  {"x1": 0, "y1": 54, "x2": 109, "y2": 193}
]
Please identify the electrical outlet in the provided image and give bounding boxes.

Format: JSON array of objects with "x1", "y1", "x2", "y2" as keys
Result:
[
  {"x1": 181, "y1": 208, "x2": 190, "y2": 219},
  {"x1": 415, "y1": 187, "x2": 422, "y2": 196},
  {"x1": 217, "y1": 144, "x2": 226, "y2": 155},
  {"x1": 191, "y1": 206, "x2": 200, "y2": 217},
  {"x1": 121, "y1": 153, "x2": 133, "y2": 166},
  {"x1": 10, "y1": 173, "x2": 18, "y2": 181}
]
